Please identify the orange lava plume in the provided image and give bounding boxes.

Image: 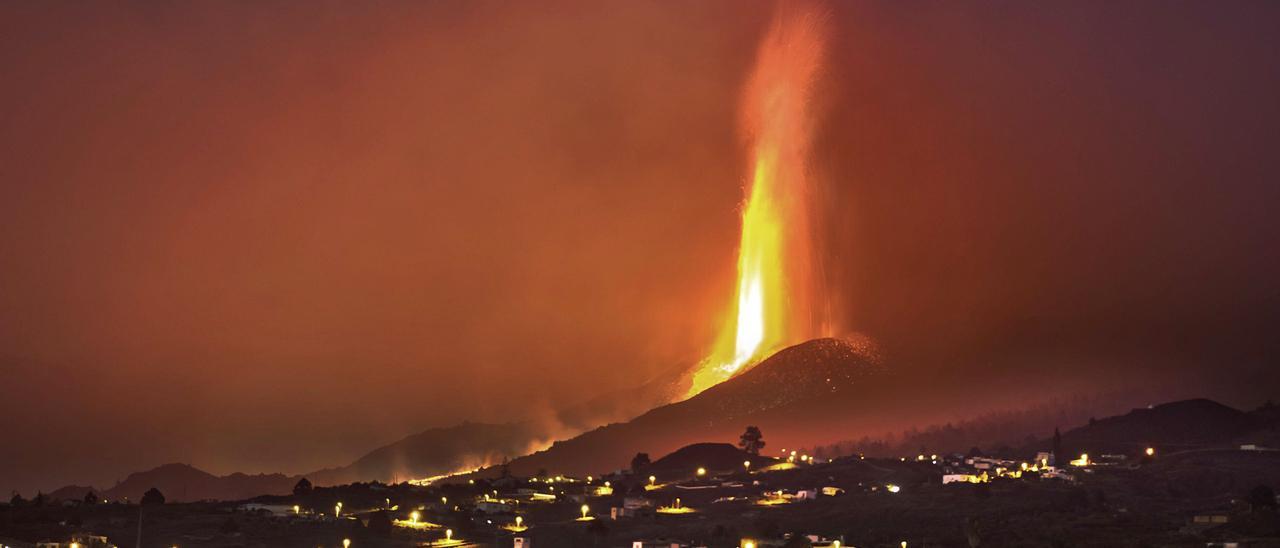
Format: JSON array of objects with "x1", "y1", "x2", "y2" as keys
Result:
[{"x1": 687, "y1": 5, "x2": 829, "y2": 397}]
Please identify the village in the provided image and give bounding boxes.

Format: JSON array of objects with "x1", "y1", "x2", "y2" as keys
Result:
[{"x1": 6, "y1": 423, "x2": 1278, "y2": 548}]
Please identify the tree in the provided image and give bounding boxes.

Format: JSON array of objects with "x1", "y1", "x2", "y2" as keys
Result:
[
  {"x1": 141, "y1": 487, "x2": 165, "y2": 506},
  {"x1": 739, "y1": 426, "x2": 766, "y2": 456},
  {"x1": 293, "y1": 477, "x2": 313, "y2": 497},
  {"x1": 83, "y1": 491, "x2": 99, "y2": 505},
  {"x1": 9, "y1": 492, "x2": 24, "y2": 507},
  {"x1": 1248, "y1": 484, "x2": 1277, "y2": 511},
  {"x1": 630, "y1": 452, "x2": 651, "y2": 473}
]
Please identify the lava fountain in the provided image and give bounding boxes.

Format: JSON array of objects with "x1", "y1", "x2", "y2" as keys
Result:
[{"x1": 686, "y1": 6, "x2": 829, "y2": 397}]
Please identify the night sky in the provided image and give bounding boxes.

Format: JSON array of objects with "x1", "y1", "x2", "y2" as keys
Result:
[{"x1": 2, "y1": 1, "x2": 1278, "y2": 496}]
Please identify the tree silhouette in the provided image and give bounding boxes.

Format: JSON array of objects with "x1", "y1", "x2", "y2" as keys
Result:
[
  {"x1": 739, "y1": 426, "x2": 766, "y2": 456},
  {"x1": 141, "y1": 487, "x2": 165, "y2": 505},
  {"x1": 293, "y1": 477, "x2": 313, "y2": 497},
  {"x1": 83, "y1": 491, "x2": 99, "y2": 505},
  {"x1": 630, "y1": 452, "x2": 651, "y2": 473}
]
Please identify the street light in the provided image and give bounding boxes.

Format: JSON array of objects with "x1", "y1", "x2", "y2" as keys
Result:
[
  {"x1": 410, "y1": 510, "x2": 420, "y2": 524},
  {"x1": 342, "y1": 539, "x2": 351, "y2": 548},
  {"x1": 515, "y1": 515, "x2": 523, "y2": 527},
  {"x1": 743, "y1": 460, "x2": 751, "y2": 471},
  {"x1": 1145, "y1": 447, "x2": 1155, "y2": 457},
  {"x1": 580, "y1": 504, "x2": 589, "y2": 519},
  {"x1": 696, "y1": 467, "x2": 706, "y2": 477},
  {"x1": 446, "y1": 529, "x2": 453, "y2": 541},
  {"x1": 648, "y1": 475, "x2": 656, "y2": 486}
]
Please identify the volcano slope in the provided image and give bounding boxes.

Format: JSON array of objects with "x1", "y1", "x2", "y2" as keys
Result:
[{"x1": 457, "y1": 337, "x2": 936, "y2": 478}]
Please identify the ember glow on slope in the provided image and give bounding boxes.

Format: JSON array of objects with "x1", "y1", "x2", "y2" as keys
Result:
[{"x1": 687, "y1": 7, "x2": 829, "y2": 397}]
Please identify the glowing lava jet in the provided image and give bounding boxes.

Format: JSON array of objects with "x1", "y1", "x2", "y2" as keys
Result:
[{"x1": 687, "y1": 6, "x2": 829, "y2": 397}]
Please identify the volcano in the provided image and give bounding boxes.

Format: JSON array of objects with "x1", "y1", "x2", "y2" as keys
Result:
[{"x1": 453, "y1": 337, "x2": 909, "y2": 479}]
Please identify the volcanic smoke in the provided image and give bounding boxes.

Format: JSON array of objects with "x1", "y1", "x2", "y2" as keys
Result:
[{"x1": 686, "y1": 6, "x2": 830, "y2": 397}]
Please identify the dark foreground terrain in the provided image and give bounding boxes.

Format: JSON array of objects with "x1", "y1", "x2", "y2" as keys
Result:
[{"x1": 5, "y1": 444, "x2": 1279, "y2": 548}]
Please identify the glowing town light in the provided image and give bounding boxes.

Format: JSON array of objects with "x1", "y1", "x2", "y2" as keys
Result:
[
  {"x1": 886, "y1": 484, "x2": 901, "y2": 493},
  {"x1": 515, "y1": 516, "x2": 523, "y2": 527},
  {"x1": 743, "y1": 541, "x2": 756, "y2": 548},
  {"x1": 1145, "y1": 447, "x2": 1155, "y2": 457},
  {"x1": 445, "y1": 529, "x2": 453, "y2": 541},
  {"x1": 744, "y1": 460, "x2": 751, "y2": 470},
  {"x1": 293, "y1": 504, "x2": 300, "y2": 514},
  {"x1": 649, "y1": 475, "x2": 656, "y2": 485},
  {"x1": 334, "y1": 504, "x2": 341, "y2": 517},
  {"x1": 901, "y1": 542, "x2": 907, "y2": 548},
  {"x1": 696, "y1": 467, "x2": 707, "y2": 477},
  {"x1": 580, "y1": 504, "x2": 590, "y2": 519},
  {"x1": 587, "y1": 476, "x2": 593, "y2": 483},
  {"x1": 441, "y1": 496, "x2": 447, "y2": 505},
  {"x1": 833, "y1": 542, "x2": 841, "y2": 548},
  {"x1": 410, "y1": 510, "x2": 420, "y2": 524},
  {"x1": 342, "y1": 539, "x2": 351, "y2": 548}
]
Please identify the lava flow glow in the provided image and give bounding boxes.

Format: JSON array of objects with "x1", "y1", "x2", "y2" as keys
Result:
[{"x1": 686, "y1": 6, "x2": 828, "y2": 397}]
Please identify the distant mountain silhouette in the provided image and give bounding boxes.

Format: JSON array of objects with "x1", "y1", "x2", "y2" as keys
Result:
[
  {"x1": 305, "y1": 363, "x2": 692, "y2": 486},
  {"x1": 1031, "y1": 398, "x2": 1275, "y2": 456},
  {"x1": 87, "y1": 463, "x2": 299, "y2": 503},
  {"x1": 42, "y1": 367, "x2": 687, "y2": 500},
  {"x1": 307, "y1": 422, "x2": 546, "y2": 485},
  {"x1": 47, "y1": 484, "x2": 95, "y2": 501},
  {"x1": 456, "y1": 337, "x2": 903, "y2": 479}
]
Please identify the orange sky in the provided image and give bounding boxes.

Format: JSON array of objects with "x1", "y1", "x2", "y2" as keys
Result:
[{"x1": 2, "y1": 1, "x2": 1278, "y2": 495}]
